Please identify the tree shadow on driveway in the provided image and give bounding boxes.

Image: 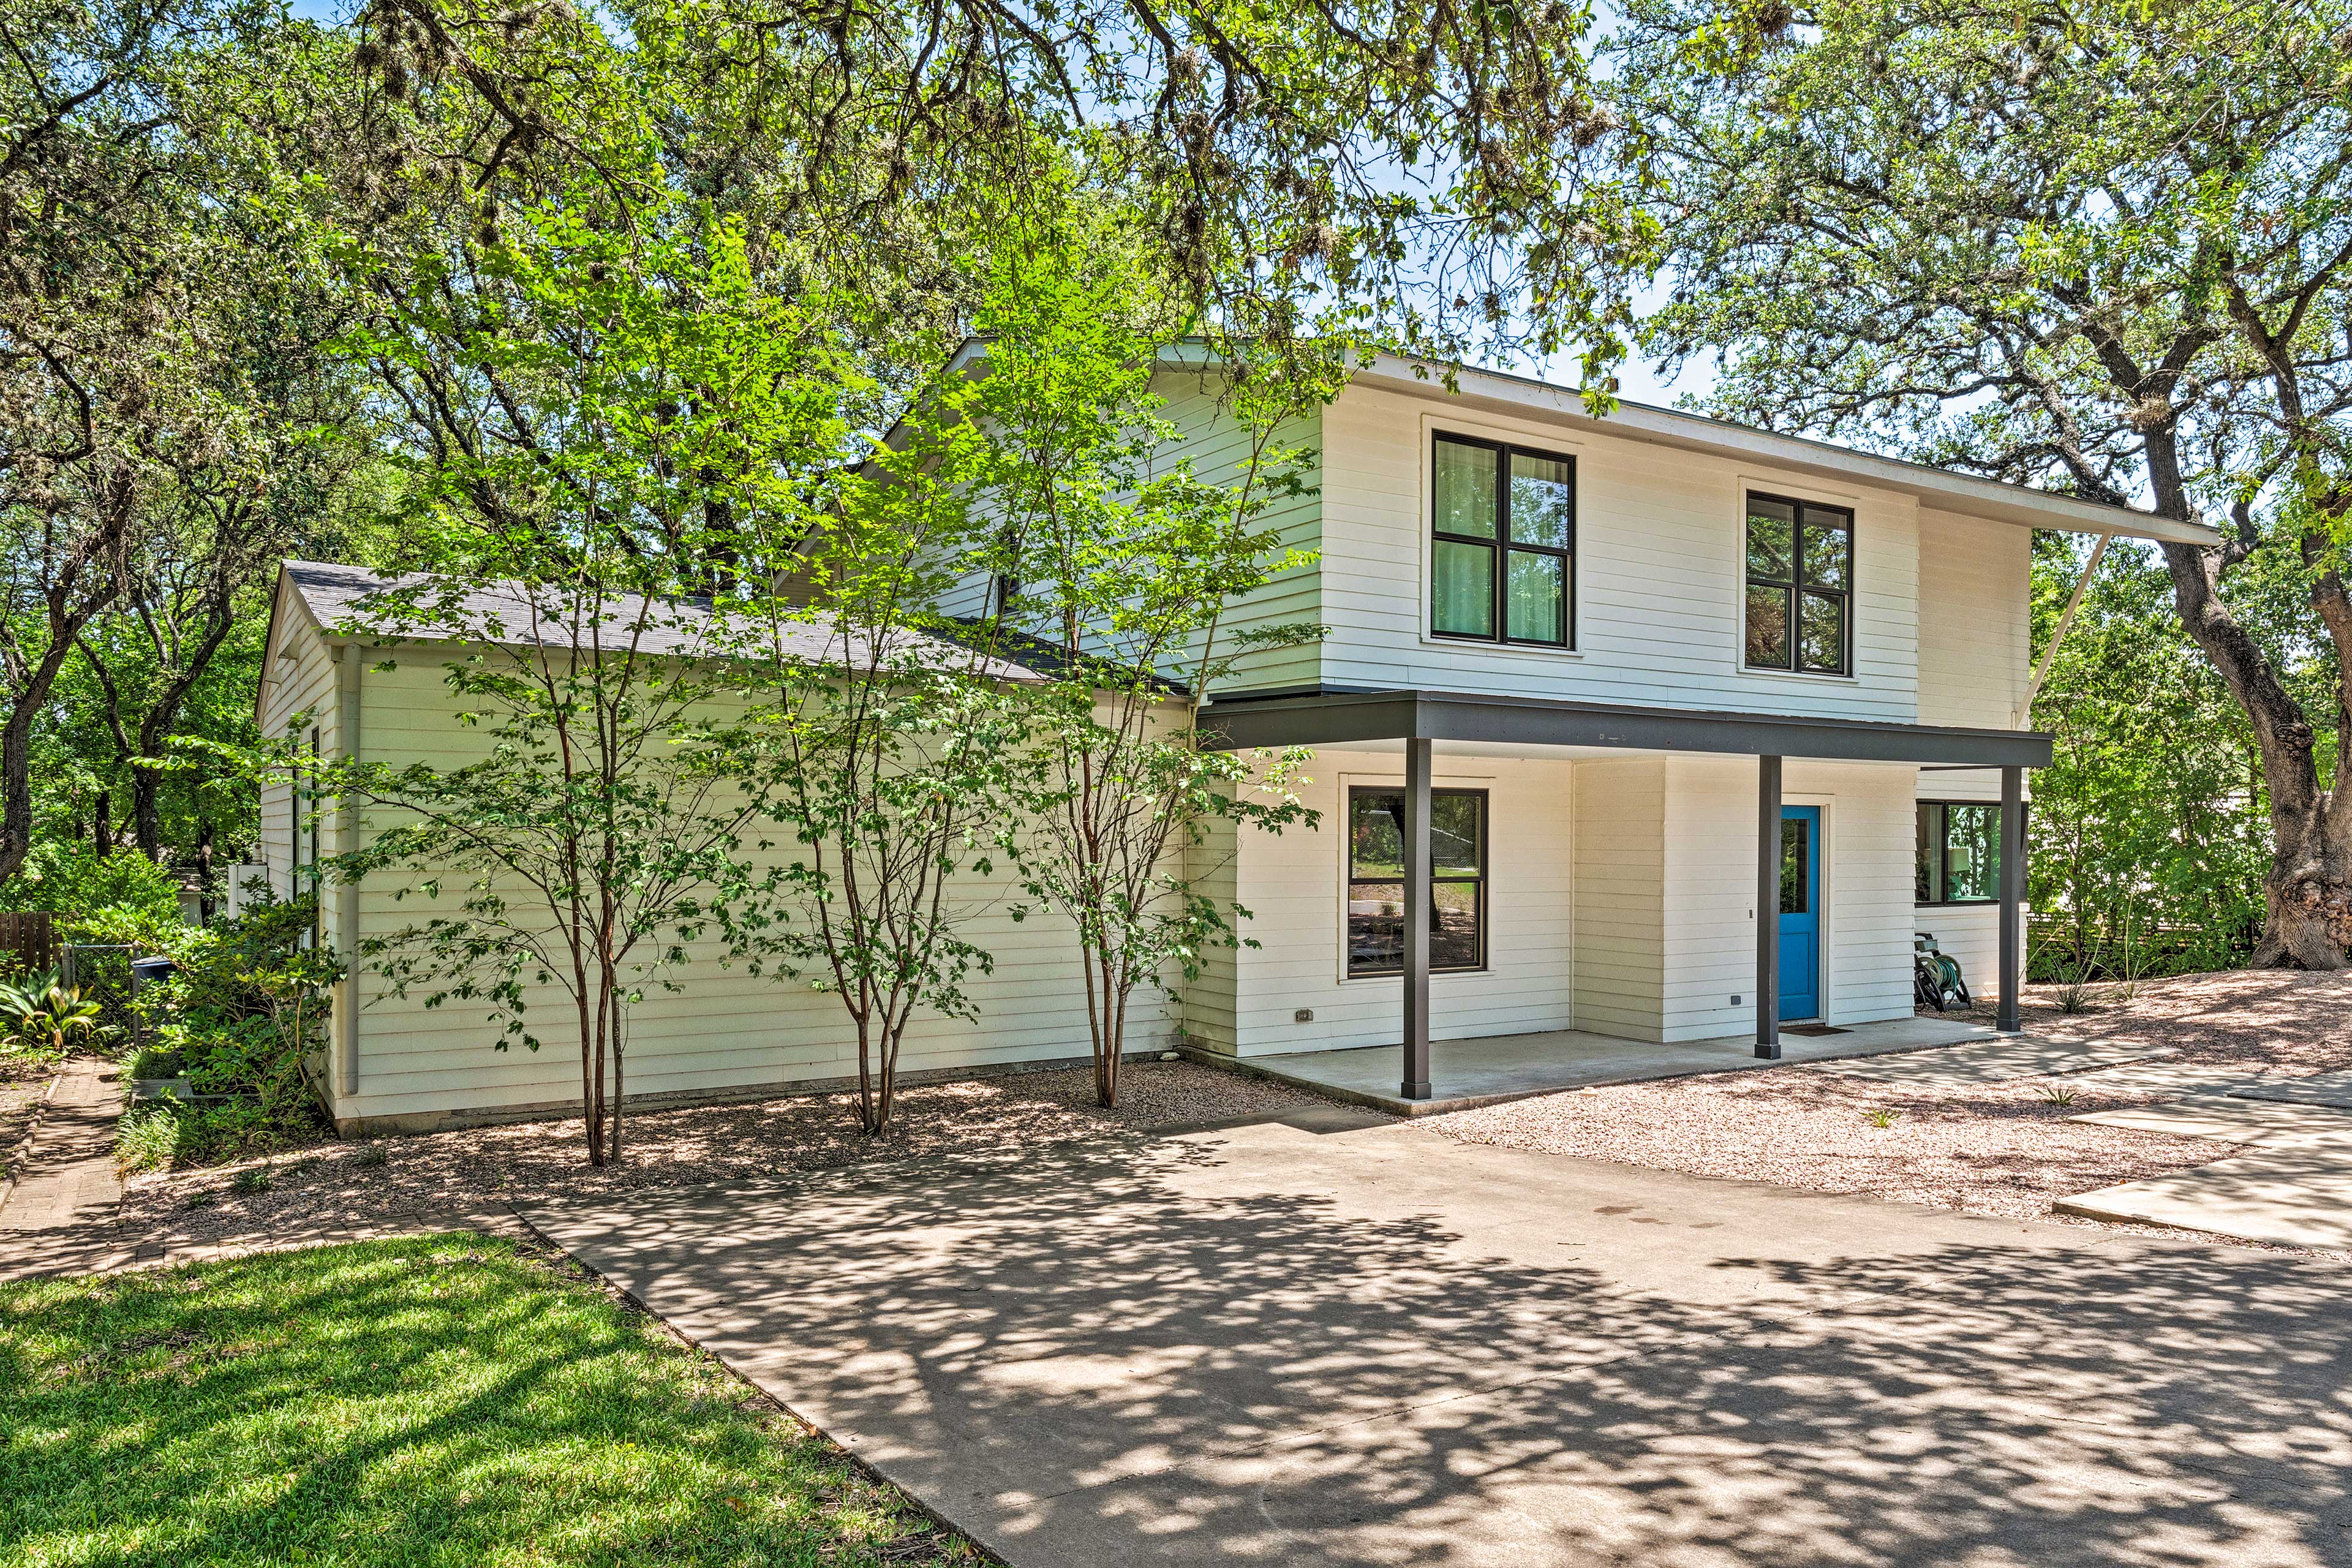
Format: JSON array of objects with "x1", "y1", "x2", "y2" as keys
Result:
[{"x1": 523, "y1": 1123, "x2": 2352, "y2": 1568}]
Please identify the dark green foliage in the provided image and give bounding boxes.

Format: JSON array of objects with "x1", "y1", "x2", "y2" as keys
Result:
[
  {"x1": 0, "y1": 1234, "x2": 980, "y2": 1566},
  {"x1": 2024, "y1": 536, "x2": 2298, "y2": 978},
  {"x1": 115, "y1": 891, "x2": 341, "y2": 1168}
]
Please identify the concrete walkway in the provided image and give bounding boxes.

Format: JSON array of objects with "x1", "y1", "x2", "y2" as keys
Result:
[
  {"x1": 525, "y1": 1120, "x2": 2352, "y2": 1568},
  {"x1": 0, "y1": 1057, "x2": 142, "y2": 1279}
]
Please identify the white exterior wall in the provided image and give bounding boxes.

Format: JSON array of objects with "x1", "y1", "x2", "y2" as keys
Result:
[
  {"x1": 260, "y1": 627, "x2": 1179, "y2": 1130},
  {"x1": 1313, "y1": 382, "x2": 1926, "y2": 720},
  {"x1": 1569, "y1": 758, "x2": 1664, "y2": 1041},
  {"x1": 1183, "y1": 748, "x2": 1922, "y2": 1057},
  {"x1": 1186, "y1": 747, "x2": 1578, "y2": 1059},
  {"x1": 1913, "y1": 505, "x2": 2033, "y2": 1003},
  {"x1": 1654, "y1": 758, "x2": 1920, "y2": 1042}
]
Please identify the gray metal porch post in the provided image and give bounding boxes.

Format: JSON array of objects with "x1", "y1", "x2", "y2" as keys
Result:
[
  {"x1": 1402, "y1": 736, "x2": 1433, "y2": 1099},
  {"x1": 1999, "y1": 764, "x2": 2025, "y2": 1034},
  {"x1": 1756, "y1": 755, "x2": 1782, "y2": 1060}
]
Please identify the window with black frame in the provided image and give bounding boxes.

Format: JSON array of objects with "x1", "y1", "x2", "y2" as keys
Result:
[
  {"x1": 1745, "y1": 492, "x2": 1853, "y2": 674},
  {"x1": 1430, "y1": 434, "x2": 1574, "y2": 647},
  {"x1": 1346, "y1": 786, "x2": 1487, "y2": 976},
  {"x1": 1916, "y1": 801, "x2": 2001, "y2": 905}
]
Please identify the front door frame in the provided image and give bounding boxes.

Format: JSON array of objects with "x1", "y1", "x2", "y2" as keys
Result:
[{"x1": 1778, "y1": 804, "x2": 1823, "y2": 1023}]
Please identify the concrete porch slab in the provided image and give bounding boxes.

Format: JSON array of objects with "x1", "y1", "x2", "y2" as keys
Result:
[
  {"x1": 2056, "y1": 1147, "x2": 2352, "y2": 1251},
  {"x1": 1193, "y1": 1015, "x2": 2001, "y2": 1117}
]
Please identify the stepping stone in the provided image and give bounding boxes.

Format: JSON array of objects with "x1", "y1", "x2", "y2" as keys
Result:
[
  {"x1": 2228, "y1": 1069, "x2": 2352, "y2": 1109},
  {"x1": 1811, "y1": 1035, "x2": 2175, "y2": 1087},
  {"x1": 2057, "y1": 1147, "x2": 2352, "y2": 1251},
  {"x1": 2068, "y1": 1098, "x2": 2352, "y2": 1148}
]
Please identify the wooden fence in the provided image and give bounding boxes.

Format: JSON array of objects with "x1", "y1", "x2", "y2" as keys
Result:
[{"x1": 0, "y1": 911, "x2": 56, "y2": 974}]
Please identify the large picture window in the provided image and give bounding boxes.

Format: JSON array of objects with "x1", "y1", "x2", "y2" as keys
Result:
[
  {"x1": 1430, "y1": 434, "x2": 1574, "y2": 647},
  {"x1": 1347, "y1": 786, "x2": 1487, "y2": 976},
  {"x1": 1745, "y1": 492, "x2": 1853, "y2": 674},
  {"x1": 1917, "y1": 801, "x2": 2000, "y2": 905}
]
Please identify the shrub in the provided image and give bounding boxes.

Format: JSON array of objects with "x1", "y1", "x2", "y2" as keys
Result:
[
  {"x1": 0, "y1": 969, "x2": 108, "y2": 1058},
  {"x1": 114, "y1": 891, "x2": 340, "y2": 1170},
  {"x1": 0, "y1": 840, "x2": 184, "y2": 935}
]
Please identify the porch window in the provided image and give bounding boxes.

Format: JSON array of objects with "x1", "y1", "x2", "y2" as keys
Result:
[
  {"x1": 1916, "y1": 801, "x2": 2000, "y2": 905},
  {"x1": 1431, "y1": 434, "x2": 1574, "y2": 647},
  {"x1": 1745, "y1": 492, "x2": 1853, "y2": 674},
  {"x1": 1347, "y1": 786, "x2": 1487, "y2": 975}
]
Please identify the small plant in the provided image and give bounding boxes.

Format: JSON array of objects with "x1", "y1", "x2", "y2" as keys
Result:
[
  {"x1": 1866, "y1": 1107, "x2": 1900, "y2": 1129},
  {"x1": 2053, "y1": 971, "x2": 2095, "y2": 1014},
  {"x1": 229, "y1": 1165, "x2": 273, "y2": 1196},
  {"x1": 352, "y1": 1144, "x2": 388, "y2": 1169},
  {"x1": 0, "y1": 968, "x2": 107, "y2": 1057},
  {"x1": 2040, "y1": 1083, "x2": 2080, "y2": 1107},
  {"x1": 115, "y1": 1104, "x2": 181, "y2": 1172},
  {"x1": 181, "y1": 1190, "x2": 216, "y2": 1210}
]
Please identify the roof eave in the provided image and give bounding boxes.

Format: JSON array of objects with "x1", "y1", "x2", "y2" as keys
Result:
[{"x1": 1343, "y1": 357, "x2": 2219, "y2": 547}]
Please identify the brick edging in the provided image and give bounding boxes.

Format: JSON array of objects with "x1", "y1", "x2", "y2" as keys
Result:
[{"x1": 0, "y1": 1065, "x2": 70, "y2": 1219}]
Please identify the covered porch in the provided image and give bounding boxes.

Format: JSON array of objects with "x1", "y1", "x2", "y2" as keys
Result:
[
  {"x1": 1200, "y1": 688, "x2": 2050, "y2": 1102},
  {"x1": 1196, "y1": 1012, "x2": 2010, "y2": 1117}
]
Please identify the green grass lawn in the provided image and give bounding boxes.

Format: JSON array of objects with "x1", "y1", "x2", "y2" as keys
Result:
[{"x1": 0, "y1": 1234, "x2": 984, "y2": 1566}]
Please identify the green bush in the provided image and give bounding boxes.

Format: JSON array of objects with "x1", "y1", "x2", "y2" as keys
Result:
[
  {"x1": 115, "y1": 891, "x2": 340, "y2": 1170},
  {"x1": 0, "y1": 840, "x2": 184, "y2": 938}
]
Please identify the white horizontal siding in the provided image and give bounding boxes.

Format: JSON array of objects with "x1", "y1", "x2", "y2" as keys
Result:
[
  {"x1": 1308, "y1": 382, "x2": 1926, "y2": 721},
  {"x1": 1197, "y1": 750, "x2": 1576, "y2": 1058},
  {"x1": 1571, "y1": 759, "x2": 1664, "y2": 1041},
  {"x1": 1659, "y1": 758, "x2": 1919, "y2": 1042},
  {"x1": 266, "y1": 631, "x2": 1180, "y2": 1125},
  {"x1": 1917, "y1": 507, "x2": 2030, "y2": 729}
]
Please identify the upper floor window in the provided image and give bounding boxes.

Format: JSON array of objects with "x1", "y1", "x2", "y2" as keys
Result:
[
  {"x1": 1431, "y1": 434, "x2": 1574, "y2": 647},
  {"x1": 1744, "y1": 492, "x2": 1852, "y2": 675}
]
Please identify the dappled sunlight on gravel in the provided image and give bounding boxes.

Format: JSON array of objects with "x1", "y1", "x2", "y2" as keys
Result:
[
  {"x1": 123, "y1": 1060, "x2": 1317, "y2": 1249},
  {"x1": 1427, "y1": 970, "x2": 2352, "y2": 1242}
]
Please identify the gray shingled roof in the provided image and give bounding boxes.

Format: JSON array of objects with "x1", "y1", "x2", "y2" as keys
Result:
[{"x1": 277, "y1": 560, "x2": 1048, "y2": 681}]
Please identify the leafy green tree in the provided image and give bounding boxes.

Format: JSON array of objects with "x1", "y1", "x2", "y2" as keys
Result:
[
  {"x1": 718, "y1": 399, "x2": 1030, "y2": 1138},
  {"x1": 1613, "y1": 0, "x2": 2352, "y2": 965},
  {"x1": 326, "y1": 202, "x2": 832, "y2": 1166},
  {"x1": 964, "y1": 214, "x2": 1322, "y2": 1107},
  {"x1": 1, "y1": 0, "x2": 359, "y2": 881}
]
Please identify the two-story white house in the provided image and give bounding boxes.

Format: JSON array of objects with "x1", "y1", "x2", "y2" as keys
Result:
[
  {"x1": 254, "y1": 347, "x2": 2216, "y2": 1133},
  {"x1": 1147, "y1": 350, "x2": 2215, "y2": 1104}
]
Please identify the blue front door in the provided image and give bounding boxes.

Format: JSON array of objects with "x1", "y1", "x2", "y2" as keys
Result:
[{"x1": 1778, "y1": 806, "x2": 1821, "y2": 1022}]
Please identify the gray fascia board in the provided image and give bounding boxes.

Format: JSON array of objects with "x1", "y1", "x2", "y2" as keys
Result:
[{"x1": 1201, "y1": 689, "x2": 2052, "y2": 767}]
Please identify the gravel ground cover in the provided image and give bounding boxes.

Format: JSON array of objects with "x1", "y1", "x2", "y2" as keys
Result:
[
  {"x1": 123, "y1": 1059, "x2": 1321, "y2": 1251},
  {"x1": 1425, "y1": 969, "x2": 2352, "y2": 1246}
]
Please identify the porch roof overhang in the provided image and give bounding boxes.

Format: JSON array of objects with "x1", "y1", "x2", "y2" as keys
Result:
[{"x1": 1198, "y1": 688, "x2": 2053, "y2": 769}]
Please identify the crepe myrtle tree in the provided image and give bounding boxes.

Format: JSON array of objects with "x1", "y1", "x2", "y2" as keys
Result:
[
  {"x1": 1613, "y1": 0, "x2": 2352, "y2": 965},
  {"x1": 715, "y1": 372, "x2": 1032, "y2": 1138},
  {"x1": 968, "y1": 230, "x2": 1324, "y2": 1109},
  {"x1": 320, "y1": 202, "x2": 839, "y2": 1166}
]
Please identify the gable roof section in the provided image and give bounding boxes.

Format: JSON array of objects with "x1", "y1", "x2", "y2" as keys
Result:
[{"x1": 263, "y1": 559, "x2": 1049, "y2": 689}]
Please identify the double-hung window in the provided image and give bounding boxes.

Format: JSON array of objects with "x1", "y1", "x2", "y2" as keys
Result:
[
  {"x1": 1430, "y1": 434, "x2": 1574, "y2": 647},
  {"x1": 1346, "y1": 786, "x2": 1488, "y2": 976},
  {"x1": 1744, "y1": 492, "x2": 1853, "y2": 674},
  {"x1": 1915, "y1": 801, "x2": 2000, "y2": 905}
]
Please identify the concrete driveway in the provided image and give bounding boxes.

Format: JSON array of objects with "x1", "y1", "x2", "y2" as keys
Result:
[{"x1": 523, "y1": 1116, "x2": 2352, "y2": 1567}]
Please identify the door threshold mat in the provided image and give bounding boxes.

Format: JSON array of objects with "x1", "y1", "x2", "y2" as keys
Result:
[{"x1": 1781, "y1": 1023, "x2": 1849, "y2": 1036}]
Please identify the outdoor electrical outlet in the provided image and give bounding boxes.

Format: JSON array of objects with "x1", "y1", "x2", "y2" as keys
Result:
[
  {"x1": 1294, "y1": 1008, "x2": 1314, "y2": 1023},
  {"x1": 1731, "y1": 995, "x2": 1741, "y2": 1006}
]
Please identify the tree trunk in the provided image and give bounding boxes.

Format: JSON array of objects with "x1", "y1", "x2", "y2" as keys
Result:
[{"x1": 2160, "y1": 541, "x2": 2352, "y2": 968}]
